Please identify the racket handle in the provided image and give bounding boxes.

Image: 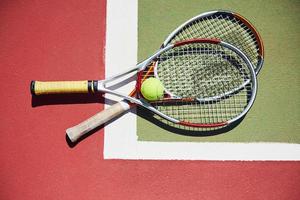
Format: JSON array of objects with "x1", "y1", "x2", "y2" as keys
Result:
[
  {"x1": 30, "y1": 80, "x2": 98, "y2": 95},
  {"x1": 66, "y1": 101, "x2": 131, "y2": 142}
]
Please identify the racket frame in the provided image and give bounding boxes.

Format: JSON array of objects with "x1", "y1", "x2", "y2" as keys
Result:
[
  {"x1": 65, "y1": 10, "x2": 263, "y2": 141},
  {"x1": 90, "y1": 39, "x2": 257, "y2": 127},
  {"x1": 162, "y1": 10, "x2": 264, "y2": 74},
  {"x1": 83, "y1": 10, "x2": 263, "y2": 129}
]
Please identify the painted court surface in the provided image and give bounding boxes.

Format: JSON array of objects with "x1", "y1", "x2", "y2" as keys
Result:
[
  {"x1": 0, "y1": 0, "x2": 299, "y2": 199},
  {"x1": 104, "y1": 0, "x2": 300, "y2": 160},
  {"x1": 136, "y1": 0, "x2": 300, "y2": 143}
]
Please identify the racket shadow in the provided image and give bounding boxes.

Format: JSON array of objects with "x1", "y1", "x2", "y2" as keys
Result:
[
  {"x1": 31, "y1": 93, "x2": 105, "y2": 107},
  {"x1": 136, "y1": 107, "x2": 245, "y2": 137}
]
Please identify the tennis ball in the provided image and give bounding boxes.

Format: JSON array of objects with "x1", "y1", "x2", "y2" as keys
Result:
[{"x1": 141, "y1": 78, "x2": 164, "y2": 101}]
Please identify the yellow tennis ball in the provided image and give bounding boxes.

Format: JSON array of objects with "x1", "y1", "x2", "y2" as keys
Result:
[{"x1": 141, "y1": 78, "x2": 164, "y2": 101}]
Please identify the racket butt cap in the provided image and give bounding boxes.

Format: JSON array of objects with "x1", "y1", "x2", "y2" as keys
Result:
[
  {"x1": 66, "y1": 128, "x2": 79, "y2": 143},
  {"x1": 30, "y1": 81, "x2": 36, "y2": 95}
]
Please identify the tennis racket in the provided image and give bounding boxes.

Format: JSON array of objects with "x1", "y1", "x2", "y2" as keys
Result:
[
  {"x1": 56, "y1": 39, "x2": 256, "y2": 142},
  {"x1": 64, "y1": 10, "x2": 263, "y2": 141}
]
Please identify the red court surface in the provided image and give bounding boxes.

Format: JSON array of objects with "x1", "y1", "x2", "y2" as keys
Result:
[{"x1": 1, "y1": 1, "x2": 299, "y2": 199}]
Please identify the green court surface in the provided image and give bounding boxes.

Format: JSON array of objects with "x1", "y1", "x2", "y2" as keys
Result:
[{"x1": 136, "y1": 0, "x2": 300, "y2": 143}]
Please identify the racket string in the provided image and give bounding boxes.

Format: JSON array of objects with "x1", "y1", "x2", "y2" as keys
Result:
[
  {"x1": 158, "y1": 44, "x2": 246, "y2": 98},
  {"x1": 170, "y1": 14, "x2": 260, "y2": 71},
  {"x1": 147, "y1": 42, "x2": 254, "y2": 126}
]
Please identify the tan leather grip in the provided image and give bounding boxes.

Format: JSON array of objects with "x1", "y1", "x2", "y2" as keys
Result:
[{"x1": 66, "y1": 101, "x2": 130, "y2": 142}]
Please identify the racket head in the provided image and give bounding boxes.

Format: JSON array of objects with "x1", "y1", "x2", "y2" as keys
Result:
[
  {"x1": 136, "y1": 38, "x2": 257, "y2": 128},
  {"x1": 162, "y1": 10, "x2": 264, "y2": 74}
]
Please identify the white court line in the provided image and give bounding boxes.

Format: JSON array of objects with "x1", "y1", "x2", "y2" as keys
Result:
[{"x1": 104, "y1": 0, "x2": 300, "y2": 160}]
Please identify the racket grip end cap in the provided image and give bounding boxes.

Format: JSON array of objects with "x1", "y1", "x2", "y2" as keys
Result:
[
  {"x1": 30, "y1": 81, "x2": 36, "y2": 95},
  {"x1": 66, "y1": 127, "x2": 84, "y2": 143}
]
